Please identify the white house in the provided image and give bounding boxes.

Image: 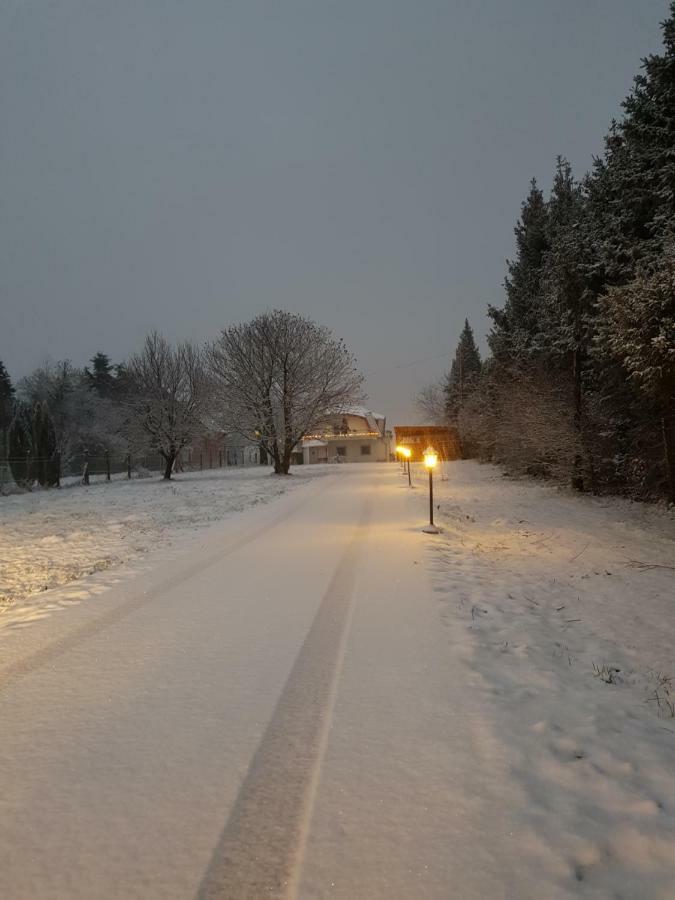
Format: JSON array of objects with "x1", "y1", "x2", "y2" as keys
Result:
[{"x1": 301, "y1": 407, "x2": 391, "y2": 464}]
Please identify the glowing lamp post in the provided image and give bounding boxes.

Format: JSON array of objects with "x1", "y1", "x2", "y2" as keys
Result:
[
  {"x1": 422, "y1": 446, "x2": 440, "y2": 534},
  {"x1": 401, "y1": 445, "x2": 412, "y2": 487},
  {"x1": 395, "y1": 445, "x2": 412, "y2": 486}
]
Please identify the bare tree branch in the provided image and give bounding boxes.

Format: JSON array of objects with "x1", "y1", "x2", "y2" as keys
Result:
[
  {"x1": 124, "y1": 332, "x2": 209, "y2": 479},
  {"x1": 414, "y1": 382, "x2": 447, "y2": 424},
  {"x1": 208, "y1": 311, "x2": 364, "y2": 474}
]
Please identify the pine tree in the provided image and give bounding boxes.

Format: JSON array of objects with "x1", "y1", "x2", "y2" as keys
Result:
[
  {"x1": 467, "y1": 3, "x2": 675, "y2": 500},
  {"x1": 488, "y1": 179, "x2": 550, "y2": 361},
  {"x1": 445, "y1": 319, "x2": 482, "y2": 422},
  {"x1": 539, "y1": 159, "x2": 599, "y2": 489},
  {"x1": 0, "y1": 360, "x2": 14, "y2": 460},
  {"x1": 0, "y1": 360, "x2": 13, "y2": 414},
  {"x1": 596, "y1": 248, "x2": 675, "y2": 501},
  {"x1": 31, "y1": 402, "x2": 46, "y2": 486},
  {"x1": 30, "y1": 401, "x2": 58, "y2": 487},
  {"x1": 85, "y1": 352, "x2": 116, "y2": 399},
  {"x1": 8, "y1": 402, "x2": 33, "y2": 487},
  {"x1": 539, "y1": 161, "x2": 589, "y2": 355},
  {"x1": 592, "y1": 3, "x2": 675, "y2": 282}
]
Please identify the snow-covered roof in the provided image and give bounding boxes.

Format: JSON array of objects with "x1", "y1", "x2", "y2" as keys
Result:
[
  {"x1": 303, "y1": 439, "x2": 328, "y2": 447},
  {"x1": 336, "y1": 405, "x2": 385, "y2": 422}
]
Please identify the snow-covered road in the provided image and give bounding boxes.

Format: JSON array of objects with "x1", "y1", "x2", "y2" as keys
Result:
[{"x1": 0, "y1": 463, "x2": 674, "y2": 898}]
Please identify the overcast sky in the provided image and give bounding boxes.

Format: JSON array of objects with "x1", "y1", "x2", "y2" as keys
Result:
[{"x1": 0, "y1": 0, "x2": 667, "y2": 423}]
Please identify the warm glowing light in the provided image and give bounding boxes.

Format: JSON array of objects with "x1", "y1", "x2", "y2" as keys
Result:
[
  {"x1": 396, "y1": 445, "x2": 405, "y2": 455},
  {"x1": 401, "y1": 446, "x2": 411, "y2": 458},
  {"x1": 423, "y1": 447, "x2": 438, "y2": 469}
]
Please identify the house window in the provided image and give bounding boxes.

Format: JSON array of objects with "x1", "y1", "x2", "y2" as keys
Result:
[
  {"x1": 360, "y1": 445, "x2": 371, "y2": 456},
  {"x1": 336, "y1": 446, "x2": 346, "y2": 457}
]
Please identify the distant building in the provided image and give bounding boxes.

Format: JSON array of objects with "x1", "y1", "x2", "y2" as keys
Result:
[
  {"x1": 301, "y1": 407, "x2": 392, "y2": 464},
  {"x1": 393, "y1": 425, "x2": 461, "y2": 462}
]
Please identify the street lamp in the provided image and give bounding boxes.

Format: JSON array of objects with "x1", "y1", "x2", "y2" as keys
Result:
[
  {"x1": 401, "y1": 445, "x2": 412, "y2": 487},
  {"x1": 422, "y1": 446, "x2": 440, "y2": 534}
]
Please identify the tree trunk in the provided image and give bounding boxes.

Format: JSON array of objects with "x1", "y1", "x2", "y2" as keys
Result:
[
  {"x1": 270, "y1": 437, "x2": 290, "y2": 474},
  {"x1": 663, "y1": 397, "x2": 675, "y2": 503},
  {"x1": 571, "y1": 346, "x2": 585, "y2": 492},
  {"x1": 272, "y1": 442, "x2": 293, "y2": 474},
  {"x1": 163, "y1": 451, "x2": 176, "y2": 480},
  {"x1": 273, "y1": 455, "x2": 291, "y2": 475}
]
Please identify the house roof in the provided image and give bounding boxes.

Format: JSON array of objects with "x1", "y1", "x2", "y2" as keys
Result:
[
  {"x1": 336, "y1": 405, "x2": 385, "y2": 422},
  {"x1": 330, "y1": 406, "x2": 386, "y2": 436}
]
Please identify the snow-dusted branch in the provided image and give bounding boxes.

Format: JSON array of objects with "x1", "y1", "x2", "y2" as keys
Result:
[
  {"x1": 208, "y1": 310, "x2": 364, "y2": 474},
  {"x1": 124, "y1": 332, "x2": 209, "y2": 479}
]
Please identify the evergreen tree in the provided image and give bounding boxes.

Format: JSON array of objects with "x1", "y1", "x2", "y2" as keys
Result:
[
  {"x1": 31, "y1": 401, "x2": 58, "y2": 487},
  {"x1": 0, "y1": 360, "x2": 13, "y2": 422},
  {"x1": 0, "y1": 360, "x2": 15, "y2": 460},
  {"x1": 85, "y1": 352, "x2": 116, "y2": 399},
  {"x1": 591, "y1": 3, "x2": 675, "y2": 282},
  {"x1": 444, "y1": 319, "x2": 482, "y2": 422},
  {"x1": 488, "y1": 179, "x2": 550, "y2": 361},
  {"x1": 539, "y1": 159, "x2": 599, "y2": 489},
  {"x1": 596, "y1": 248, "x2": 675, "y2": 501},
  {"x1": 461, "y1": 3, "x2": 675, "y2": 500},
  {"x1": 8, "y1": 402, "x2": 33, "y2": 487},
  {"x1": 539, "y1": 160, "x2": 590, "y2": 357}
]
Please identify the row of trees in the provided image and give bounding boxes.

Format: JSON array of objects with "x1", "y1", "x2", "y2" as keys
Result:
[
  {"x1": 421, "y1": 4, "x2": 675, "y2": 502},
  {"x1": 1, "y1": 310, "x2": 364, "y2": 487}
]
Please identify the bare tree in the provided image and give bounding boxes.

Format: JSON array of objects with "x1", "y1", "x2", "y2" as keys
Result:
[
  {"x1": 414, "y1": 381, "x2": 447, "y2": 424},
  {"x1": 125, "y1": 332, "x2": 208, "y2": 479},
  {"x1": 208, "y1": 310, "x2": 364, "y2": 474}
]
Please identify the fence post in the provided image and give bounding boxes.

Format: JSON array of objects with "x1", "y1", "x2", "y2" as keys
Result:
[
  {"x1": 82, "y1": 449, "x2": 90, "y2": 485},
  {"x1": 219, "y1": 449, "x2": 222, "y2": 468},
  {"x1": 105, "y1": 450, "x2": 111, "y2": 481},
  {"x1": 55, "y1": 451, "x2": 61, "y2": 488},
  {"x1": 127, "y1": 453, "x2": 132, "y2": 479},
  {"x1": 209, "y1": 451, "x2": 213, "y2": 469},
  {"x1": 200, "y1": 452, "x2": 203, "y2": 471}
]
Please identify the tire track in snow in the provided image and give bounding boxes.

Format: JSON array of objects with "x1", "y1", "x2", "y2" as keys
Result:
[{"x1": 196, "y1": 497, "x2": 373, "y2": 900}]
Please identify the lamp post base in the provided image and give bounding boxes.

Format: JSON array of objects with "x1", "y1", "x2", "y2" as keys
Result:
[{"x1": 422, "y1": 524, "x2": 441, "y2": 534}]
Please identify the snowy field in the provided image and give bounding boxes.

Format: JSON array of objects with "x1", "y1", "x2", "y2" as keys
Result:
[
  {"x1": 0, "y1": 462, "x2": 675, "y2": 900},
  {"x1": 0, "y1": 466, "x2": 328, "y2": 626},
  {"x1": 420, "y1": 461, "x2": 675, "y2": 897}
]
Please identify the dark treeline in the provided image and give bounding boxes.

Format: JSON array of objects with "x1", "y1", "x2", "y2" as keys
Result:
[
  {"x1": 0, "y1": 353, "x2": 131, "y2": 487},
  {"x1": 1, "y1": 311, "x2": 363, "y2": 487},
  {"x1": 442, "y1": 4, "x2": 675, "y2": 502}
]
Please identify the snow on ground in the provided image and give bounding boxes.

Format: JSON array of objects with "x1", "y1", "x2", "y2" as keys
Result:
[
  {"x1": 0, "y1": 466, "x2": 328, "y2": 625},
  {"x1": 419, "y1": 460, "x2": 675, "y2": 897},
  {"x1": 3, "y1": 458, "x2": 675, "y2": 894}
]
